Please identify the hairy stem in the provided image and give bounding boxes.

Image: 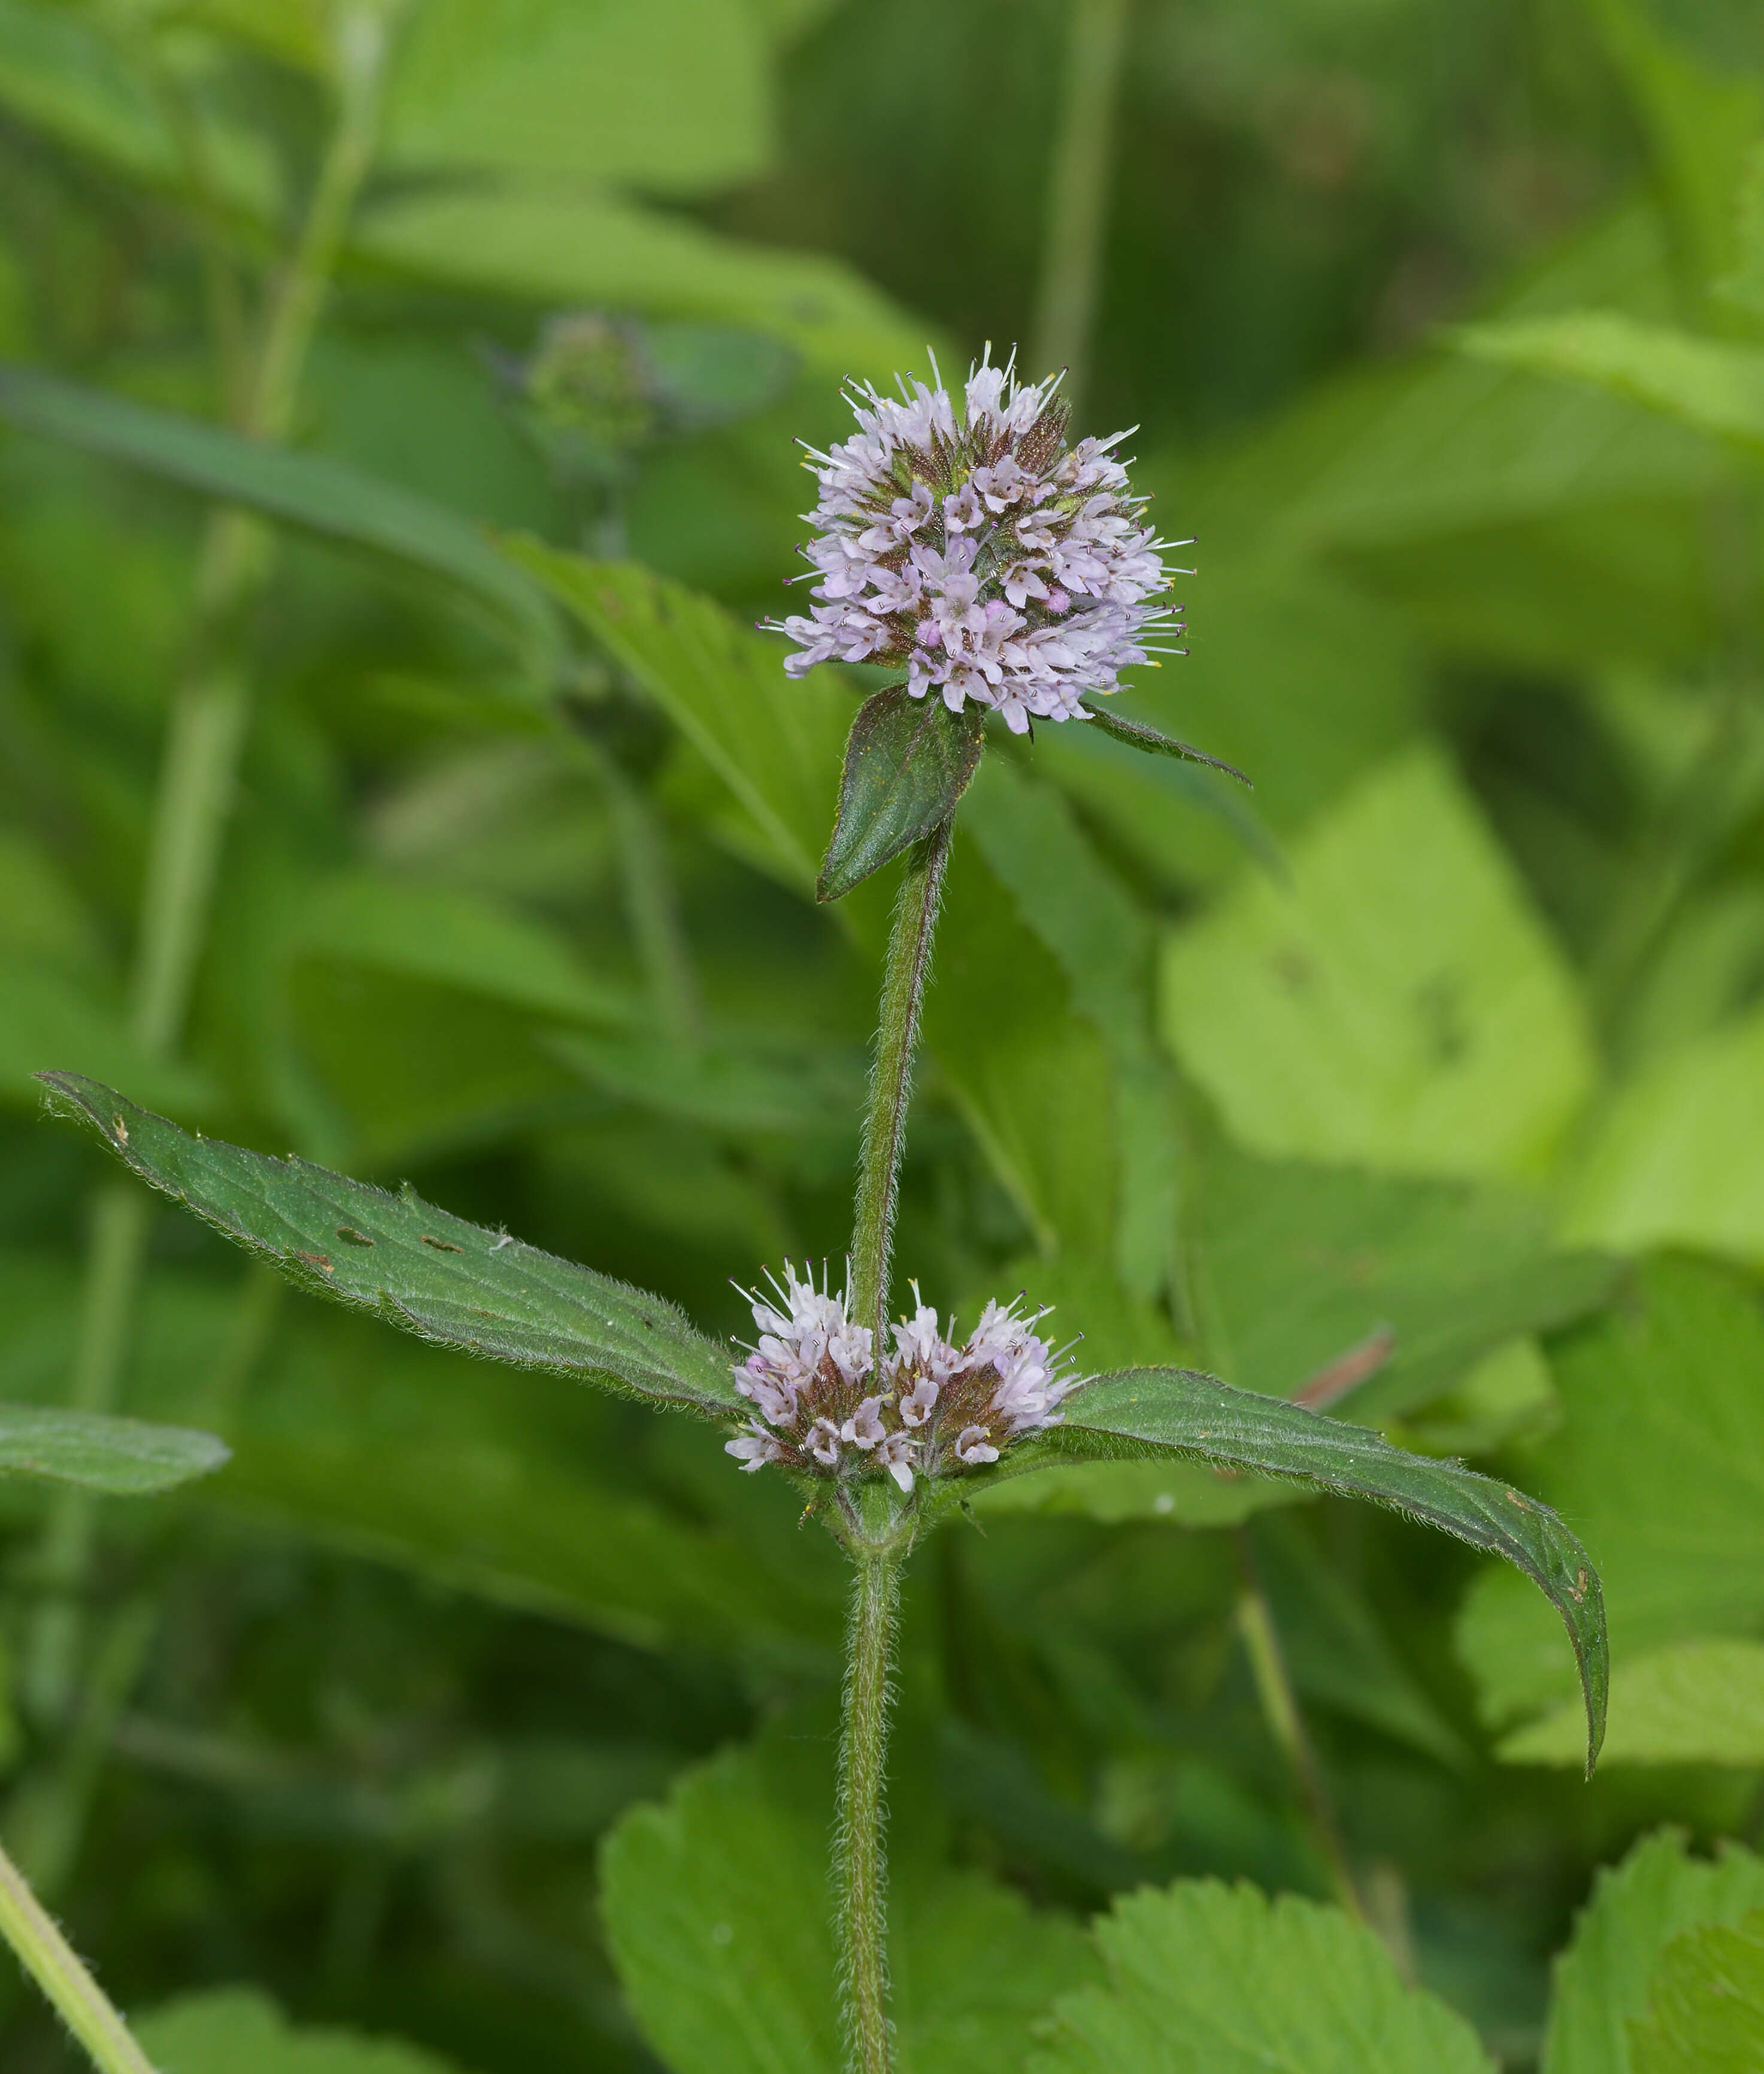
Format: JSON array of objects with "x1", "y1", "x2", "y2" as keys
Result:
[
  {"x1": 1031, "y1": 0, "x2": 1133, "y2": 415},
  {"x1": 0, "y1": 1833, "x2": 159, "y2": 2074},
  {"x1": 837, "y1": 1544, "x2": 903, "y2": 2074},
  {"x1": 1234, "y1": 1529, "x2": 1362, "y2": 1920},
  {"x1": 850, "y1": 820, "x2": 952, "y2": 1342}
]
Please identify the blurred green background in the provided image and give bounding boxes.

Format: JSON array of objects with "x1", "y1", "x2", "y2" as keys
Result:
[{"x1": 3, "y1": 0, "x2": 1764, "y2": 2067}]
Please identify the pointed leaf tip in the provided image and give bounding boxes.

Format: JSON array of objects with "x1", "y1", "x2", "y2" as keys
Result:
[
  {"x1": 818, "y1": 685, "x2": 983, "y2": 900},
  {"x1": 34, "y1": 1072, "x2": 741, "y2": 1418},
  {"x1": 1080, "y1": 700, "x2": 1252, "y2": 787},
  {"x1": 1048, "y1": 1365, "x2": 1608, "y2": 1772}
]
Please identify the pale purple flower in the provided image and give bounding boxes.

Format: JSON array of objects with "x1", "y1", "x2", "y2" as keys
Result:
[
  {"x1": 726, "y1": 1266, "x2": 1080, "y2": 1488},
  {"x1": 760, "y1": 350, "x2": 1186, "y2": 732}
]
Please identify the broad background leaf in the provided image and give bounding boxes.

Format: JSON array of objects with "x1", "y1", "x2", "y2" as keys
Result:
[
  {"x1": 1542, "y1": 1830, "x2": 1764, "y2": 2074},
  {"x1": 1628, "y1": 1910, "x2": 1764, "y2": 2074},
  {"x1": 1029, "y1": 1879, "x2": 1495, "y2": 2074},
  {"x1": 601, "y1": 1723, "x2": 1098, "y2": 2074},
  {"x1": 1160, "y1": 745, "x2": 1598, "y2": 1181},
  {"x1": 136, "y1": 1987, "x2": 465, "y2": 2074},
  {"x1": 1459, "y1": 1258, "x2": 1764, "y2": 1729},
  {"x1": 1502, "y1": 1640, "x2": 1764, "y2": 1769}
]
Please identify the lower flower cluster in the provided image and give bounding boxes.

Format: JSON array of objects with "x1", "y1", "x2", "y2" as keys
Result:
[{"x1": 725, "y1": 1265, "x2": 1078, "y2": 1491}]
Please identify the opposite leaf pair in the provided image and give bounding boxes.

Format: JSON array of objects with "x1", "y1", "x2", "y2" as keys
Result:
[{"x1": 37, "y1": 1072, "x2": 1609, "y2": 1772}]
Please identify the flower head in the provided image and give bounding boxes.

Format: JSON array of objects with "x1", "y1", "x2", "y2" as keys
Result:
[
  {"x1": 762, "y1": 350, "x2": 1184, "y2": 733},
  {"x1": 726, "y1": 1267, "x2": 1080, "y2": 1491}
]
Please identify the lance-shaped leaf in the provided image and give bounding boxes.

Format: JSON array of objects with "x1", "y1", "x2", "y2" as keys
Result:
[
  {"x1": 37, "y1": 1074, "x2": 739, "y2": 1418},
  {"x1": 1079, "y1": 700, "x2": 1251, "y2": 787},
  {"x1": 0, "y1": 364, "x2": 562, "y2": 680},
  {"x1": 0, "y1": 1403, "x2": 228, "y2": 1495},
  {"x1": 1002, "y1": 1364, "x2": 1607, "y2": 1771},
  {"x1": 818, "y1": 685, "x2": 984, "y2": 902}
]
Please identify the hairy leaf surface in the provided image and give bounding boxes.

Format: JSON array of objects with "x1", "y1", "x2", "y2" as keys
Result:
[
  {"x1": 38, "y1": 1075, "x2": 738, "y2": 1415},
  {"x1": 817, "y1": 684, "x2": 980, "y2": 902},
  {"x1": 1035, "y1": 1363, "x2": 1607, "y2": 1768}
]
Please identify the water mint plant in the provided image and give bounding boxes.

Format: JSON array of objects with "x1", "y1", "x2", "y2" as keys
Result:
[{"x1": 24, "y1": 349, "x2": 1611, "y2": 2074}]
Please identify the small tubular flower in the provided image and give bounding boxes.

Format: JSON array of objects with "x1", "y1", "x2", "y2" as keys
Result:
[
  {"x1": 725, "y1": 1267, "x2": 1080, "y2": 1490},
  {"x1": 762, "y1": 350, "x2": 1185, "y2": 733}
]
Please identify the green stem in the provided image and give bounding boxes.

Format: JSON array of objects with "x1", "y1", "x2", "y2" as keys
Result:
[
  {"x1": 601, "y1": 754, "x2": 702, "y2": 1054},
  {"x1": 836, "y1": 1544, "x2": 903, "y2": 2074},
  {"x1": 20, "y1": 0, "x2": 395, "y2": 1762},
  {"x1": 20, "y1": 1187, "x2": 149, "y2": 1729},
  {"x1": 0, "y1": 1833, "x2": 159, "y2": 2074},
  {"x1": 1030, "y1": 0, "x2": 1133, "y2": 414},
  {"x1": 1233, "y1": 1530, "x2": 1361, "y2": 1919},
  {"x1": 850, "y1": 820, "x2": 952, "y2": 1342}
]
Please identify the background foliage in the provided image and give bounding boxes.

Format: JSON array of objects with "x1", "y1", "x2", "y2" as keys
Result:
[{"x1": 2, "y1": 0, "x2": 1764, "y2": 2067}]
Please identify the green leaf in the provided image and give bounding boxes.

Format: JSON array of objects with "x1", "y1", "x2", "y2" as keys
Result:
[
  {"x1": 967, "y1": 1253, "x2": 1302, "y2": 1527},
  {"x1": 0, "y1": 0, "x2": 274, "y2": 207},
  {"x1": 1160, "y1": 744, "x2": 1598, "y2": 1182},
  {"x1": 1457, "y1": 314, "x2": 1764, "y2": 454},
  {"x1": 1029, "y1": 1879, "x2": 1495, "y2": 2074},
  {"x1": 1045, "y1": 698, "x2": 1283, "y2": 885},
  {"x1": 1080, "y1": 701, "x2": 1250, "y2": 787},
  {"x1": 1501, "y1": 1640, "x2": 1764, "y2": 1769},
  {"x1": 817, "y1": 685, "x2": 981, "y2": 902},
  {"x1": 354, "y1": 186, "x2": 930, "y2": 380},
  {"x1": 601, "y1": 1723, "x2": 1098, "y2": 2074},
  {"x1": 221, "y1": 1318, "x2": 838, "y2": 1657},
  {"x1": 1576, "y1": 0, "x2": 1763, "y2": 301},
  {"x1": 1192, "y1": 1135, "x2": 1618, "y2": 1427},
  {"x1": 0, "y1": 1251, "x2": 836, "y2": 1654},
  {"x1": 135, "y1": 1987, "x2": 466, "y2": 2074},
  {"x1": 1219, "y1": 207, "x2": 1733, "y2": 678},
  {"x1": 1724, "y1": 145, "x2": 1764, "y2": 319},
  {"x1": 959, "y1": 759, "x2": 1171, "y2": 1293},
  {"x1": 1563, "y1": 1002, "x2": 1764, "y2": 1264},
  {"x1": 0, "y1": 1403, "x2": 227, "y2": 1494},
  {"x1": 1542, "y1": 1830, "x2": 1764, "y2": 2074},
  {"x1": 921, "y1": 834, "x2": 1120, "y2": 1262},
  {"x1": 298, "y1": 872, "x2": 642, "y2": 1030},
  {"x1": 1019, "y1": 1363, "x2": 1607, "y2": 1770},
  {"x1": 1629, "y1": 1911, "x2": 1764, "y2": 2074},
  {"x1": 36, "y1": 1074, "x2": 739, "y2": 1417},
  {"x1": 1458, "y1": 1258, "x2": 1764, "y2": 1729},
  {"x1": 1046, "y1": 554, "x2": 1399, "y2": 888},
  {"x1": 547, "y1": 1029, "x2": 863, "y2": 1141},
  {"x1": 383, "y1": 0, "x2": 772, "y2": 196},
  {"x1": 505, "y1": 547, "x2": 847, "y2": 893},
  {"x1": 0, "y1": 365, "x2": 562, "y2": 678}
]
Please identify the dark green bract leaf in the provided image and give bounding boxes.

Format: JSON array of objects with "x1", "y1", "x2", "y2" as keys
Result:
[
  {"x1": 37, "y1": 1074, "x2": 739, "y2": 1417},
  {"x1": 1030, "y1": 1364, "x2": 1607, "y2": 1771},
  {"x1": 0, "y1": 364, "x2": 561, "y2": 678},
  {"x1": 0, "y1": 1402, "x2": 228, "y2": 1494},
  {"x1": 1080, "y1": 699, "x2": 1251, "y2": 787},
  {"x1": 818, "y1": 684, "x2": 983, "y2": 902}
]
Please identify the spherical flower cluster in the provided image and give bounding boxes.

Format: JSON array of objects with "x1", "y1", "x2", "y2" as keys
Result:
[
  {"x1": 762, "y1": 352, "x2": 1184, "y2": 733},
  {"x1": 725, "y1": 1265, "x2": 1080, "y2": 1491}
]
